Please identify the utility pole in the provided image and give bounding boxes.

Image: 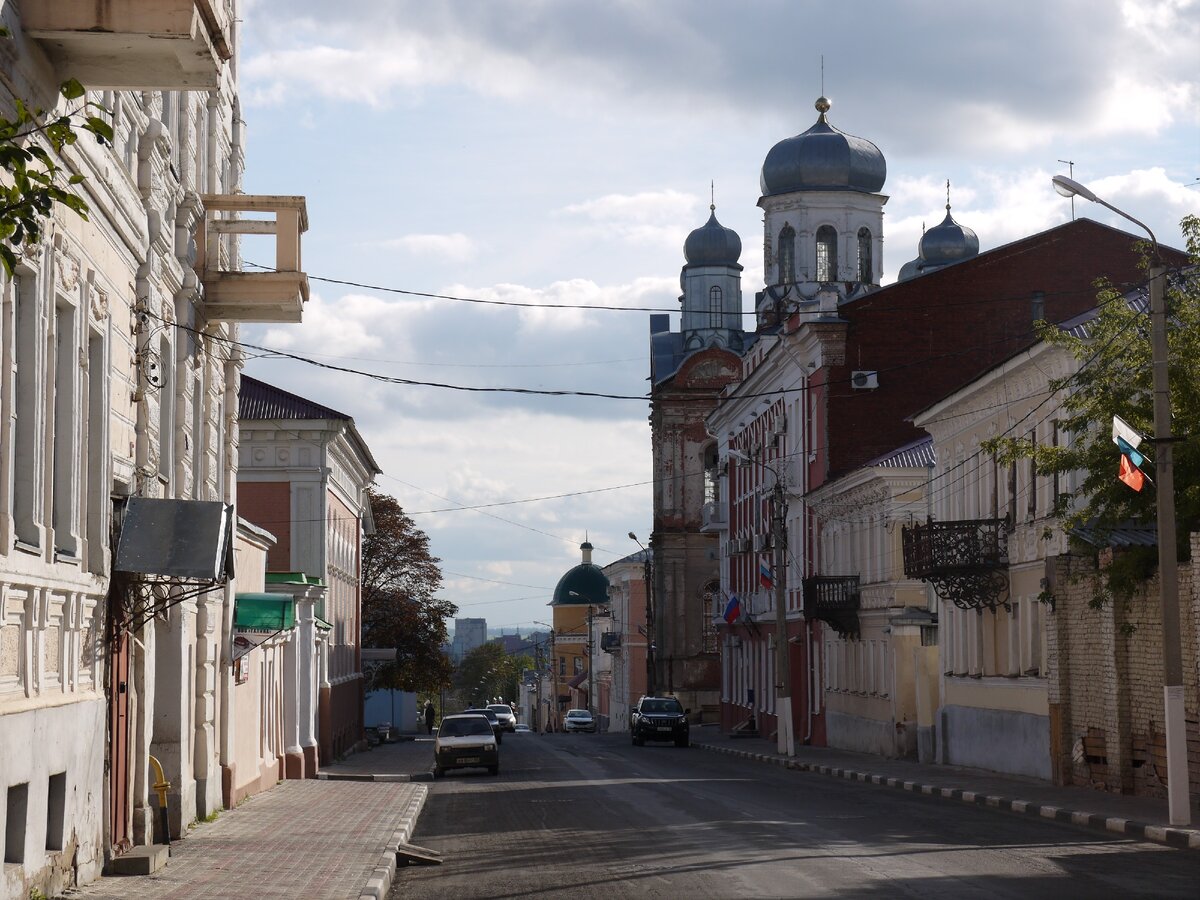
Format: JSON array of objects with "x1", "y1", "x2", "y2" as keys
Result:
[
  {"x1": 773, "y1": 477, "x2": 794, "y2": 757},
  {"x1": 586, "y1": 606, "x2": 595, "y2": 718}
]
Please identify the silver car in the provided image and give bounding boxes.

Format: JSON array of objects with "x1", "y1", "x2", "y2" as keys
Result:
[
  {"x1": 487, "y1": 703, "x2": 518, "y2": 732},
  {"x1": 563, "y1": 708, "x2": 595, "y2": 733}
]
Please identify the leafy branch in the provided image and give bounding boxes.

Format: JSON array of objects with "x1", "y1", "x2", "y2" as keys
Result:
[{"x1": 0, "y1": 77, "x2": 114, "y2": 276}]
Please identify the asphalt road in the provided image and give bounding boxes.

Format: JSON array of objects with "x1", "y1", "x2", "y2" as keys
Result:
[{"x1": 390, "y1": 731, "x2": 1198, "y2": 899}]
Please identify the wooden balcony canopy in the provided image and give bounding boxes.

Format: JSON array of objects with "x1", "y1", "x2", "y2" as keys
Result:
[
  {"x1": 196, "y1": 194, "x2": 309, "y2": 324},
  {"x1": 23, "y1": 0, "x2": 232, "y2": 89}
]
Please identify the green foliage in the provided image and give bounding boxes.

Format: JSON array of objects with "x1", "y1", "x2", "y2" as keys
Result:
[
  {"x1": 0, "y1": 77, "x2": 113, "y2": 275},
  {"x1": 985, "y1": 216, "x2": 1200, "y2": 598},
  {"x1": 361, "y1": 489, "x2": 455, "y2": 694},
  {"x1": 452, "y1": 642, "x2": 530, "y2": 708}
]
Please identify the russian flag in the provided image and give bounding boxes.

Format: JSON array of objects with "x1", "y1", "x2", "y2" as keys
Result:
[
  {"x1": 759, "y1": 558, "x2": 774, "y2": 589},
  {"x1": 723, "y1": 594, "x2": 741, "y2": 625}
]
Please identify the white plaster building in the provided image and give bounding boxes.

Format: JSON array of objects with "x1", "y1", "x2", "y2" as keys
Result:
[{"x1": 0, "y1": 3, "x2": 308, "y2": 893}]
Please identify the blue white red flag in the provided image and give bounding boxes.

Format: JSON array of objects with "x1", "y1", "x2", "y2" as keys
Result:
[
  {"x1": 723, "y1": 594, "x2": 741, "y2": 625},
  {"x1": 759, "y1": 558, "x2": 774, "y2": 589}
]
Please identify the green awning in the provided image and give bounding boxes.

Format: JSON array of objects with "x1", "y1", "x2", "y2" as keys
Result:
[
  {"x1": 264, "y1": 571, "x2": 324, "y2": 586},
  {"x1": 234, "y1": 593, "x2": 295, "y2": 632},
  {"x1": 314, "y1": 617, "x2": 332, "y2": 631}
]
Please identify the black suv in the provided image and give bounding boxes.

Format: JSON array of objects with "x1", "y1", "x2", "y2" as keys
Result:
[{"x1": 631, "y1": 696, "x2": 690, "y2": 747}]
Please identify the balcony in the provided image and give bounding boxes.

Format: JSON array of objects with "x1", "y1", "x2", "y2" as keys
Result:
[
  {"x1": 901, "y1": 518, "x2": 1010, "y2": 612},
  {"x1": 196, "y1": 194, "x2": 309, "y2": 324},
  {"x1": 802, "y1": 576, "x2": 861, "y2": 639},
  {"x1": 23, "y1": 0, "x2": 232, "y2": 89},
  {"x1": 701, "y1": 499, "x2": 727, "y2": 532}
]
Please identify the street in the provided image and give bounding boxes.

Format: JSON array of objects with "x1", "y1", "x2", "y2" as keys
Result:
[{"x1": 392, "y1": 731, "x2": 1198, "y2": 899}]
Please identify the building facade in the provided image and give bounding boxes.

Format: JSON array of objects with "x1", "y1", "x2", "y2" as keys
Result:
[
  {"x1": 0, "y1": 2, "x2": 308, "y2": 893},
  {"x1": 236, "y1": 375, "x2": 380, "y2": 766},
  {"x1": 601, "y1": 550, "x2": 650, "y2": 731}
]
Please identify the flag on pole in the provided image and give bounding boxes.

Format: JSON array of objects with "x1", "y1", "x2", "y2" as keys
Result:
[
  {"x1": 759, "y1": 558, "x2": 774, "y2": 589},
  {"x1": 723, "y1": 594, "x2": 741, "y2": 625},
  {"x1": 1112, "y1": 415, "x2": 1144, "y2": 451},
  {"x1": 1118, "y1": 453, "x2": 1146, "y2": 492},
  {"x1": 1116, "y1": 435, "x2": 1148, "y2": 469}
]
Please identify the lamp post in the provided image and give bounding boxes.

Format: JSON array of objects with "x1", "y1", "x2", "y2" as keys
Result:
[
  {"x1": 1052, "y1": 175, "x2": 1188, "y2": 827},
  {"x1": 628, "y1": 532, "x2": 656, "y2": 696},
  {"x1": 569, "y1": 591, "x2": 599, "y2": 718},
  {"x1": 729, "y1": 448, "x2": 794, "y2": 758}
]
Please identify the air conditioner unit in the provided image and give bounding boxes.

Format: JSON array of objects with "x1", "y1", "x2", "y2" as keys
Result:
[
  {"x1": 772, "y1": 420, "x2": 787, "y2": 438},
  {"x1": 851, "y1": 370, "x2": 879, "y2": 390},
  {"x1": 755, "y1": 533, "x2": 772, "y2": 552}
]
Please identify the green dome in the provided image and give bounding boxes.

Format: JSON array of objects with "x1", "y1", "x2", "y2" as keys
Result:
[{"x1": 552, "y1": 541, "x2": 610, "y2": 605}]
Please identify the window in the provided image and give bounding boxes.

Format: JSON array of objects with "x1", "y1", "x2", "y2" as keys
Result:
[
  {"x1": 708, "y1": 286, "x2": 723, "y2": 328},
  {"x1": 777, "y1": 224, "x2": 795, "y2": 284},
  {"x1": 700, "y1": 581, "x2": 718, "y2": 653},
  {"x1": 573, "y1": 657, "x2": 583, "y2": 675},
  {"x1": 816, "y1": 226, "x2": 838, "y2": 282},
  {"x1": 703, "y1": 443, "x2": 719, "y2": 504},
  {"x1": 558, "y1": 656, "x2": 565, "y2": 676},
  {"x1": 857, "y1": 227, "x2": 872, "y2": 282},
  {"x1": 12, "y1": 272, "x2": 42, "y2": 548},
  {"x1": 52, "y1": 298, "x2": 79, "y2": 557}
]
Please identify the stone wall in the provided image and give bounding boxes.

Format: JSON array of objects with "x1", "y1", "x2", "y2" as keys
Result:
[{"x1": 1046, "y1": 543, "x2": 1200, "y2": 807}]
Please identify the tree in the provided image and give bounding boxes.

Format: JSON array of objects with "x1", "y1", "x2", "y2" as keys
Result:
[
  {"x1": 361, "y1": 488, "x2": 455, "y2": 693},
  {"x1": 452, "y1": 642, "x2": 532, "y2": 708},
  {"x1": 986, "y1": 216, "x2": 1200, "y2": 598},
  {"x1": 0, "y1": 66, "x2": 113, "y2": 275}
]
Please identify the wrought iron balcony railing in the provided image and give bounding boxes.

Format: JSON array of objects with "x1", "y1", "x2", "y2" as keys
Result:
[
  {"x1": 901, "y1": 518, "x2": 1010, "y2": 611},
  {"x1": 802, "y1": 576, "x2": 861, "y2": 639}
]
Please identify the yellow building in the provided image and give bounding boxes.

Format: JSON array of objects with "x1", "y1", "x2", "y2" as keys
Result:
[{"x1": 550, "y1": 542, "x2": 609, "y2": 721}]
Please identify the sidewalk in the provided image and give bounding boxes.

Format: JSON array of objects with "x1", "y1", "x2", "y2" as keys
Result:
[
  {"x1": 317, "y1": 734, "x2": 437, "y2": 782},
  {"x1": 692, "y1": 725, "x2": 1200, "y2": 851},
  {"x1": 73, "y1": 765, "x2": 427, "y2": 900}
]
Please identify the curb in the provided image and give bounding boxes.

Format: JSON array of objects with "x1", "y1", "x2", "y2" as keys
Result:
[
  {"x1": 694, "y1": 742, "x2": 1200, "y2": 852},
  {"x1": 358, "y1": 783, "x2": 429, "y2": 900},
  {"x1": 318, "y1": 771, "x2": 435, "y2": 783}
]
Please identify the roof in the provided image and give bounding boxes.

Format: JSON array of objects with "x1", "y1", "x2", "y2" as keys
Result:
[
  {"x1": 567, "y1": 671, "x2": 588, "y2": 689},
  {"x1": 234, "y1": 594, "x2": 296, "y2": 631},
  {"x1": 1071, "y1": 522, "x2": 1157, "y2": 548},
  {"x1": 865, "y1": 436, "x2": 936, "y2": 469},
  {"x1": 265, "y1": 571, "x2": 324, "y2": 586},
  {"x1": 239, "y1": 374, "x2": 351, "y2": 421}
]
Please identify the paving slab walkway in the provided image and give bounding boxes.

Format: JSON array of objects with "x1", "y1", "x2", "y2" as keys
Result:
[
  {"x1": 71, "y1": 778, "x2": 426, "y2": 900},
  {"x1": 692, "y1": 725, "x2": 1200, "y2": 851}
]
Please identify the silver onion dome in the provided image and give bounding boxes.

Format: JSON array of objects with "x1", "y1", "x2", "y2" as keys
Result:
[
  {"x1": 760, "y1": 97, "x2": 886, "y2": 196},
  {"x1": 683, "y1": 205, "x2": 742, "y2": 267},
  {"x1": 919, "y1": 204, "x2": 979, "y2": 267}
]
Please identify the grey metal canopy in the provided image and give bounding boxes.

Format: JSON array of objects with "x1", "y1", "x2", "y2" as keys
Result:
[{"x1": 114, "y1": 498, "x2": 235, "y2": 581}]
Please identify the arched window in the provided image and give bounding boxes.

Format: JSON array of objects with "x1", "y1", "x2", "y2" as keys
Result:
[
  {"x1": 708, "y1": 286, "x2": 723, "y2": 327},
  {"x1": 777, "y1": 224, "x2": 796, "y2": 284},
  {"x1": 857, "y1": 227, "x2": 872, "y2": 283},
  {"x1": 816, "y1": 225, "x2": 838, "y2": 282}
]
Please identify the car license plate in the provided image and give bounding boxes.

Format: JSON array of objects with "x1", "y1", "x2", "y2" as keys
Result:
[
  {"x1": 457, "y1": 756, "x2": 480, "y2": 764},
  {"x1": 657, "y1": 726, "x2": 672, "y2": 732}
]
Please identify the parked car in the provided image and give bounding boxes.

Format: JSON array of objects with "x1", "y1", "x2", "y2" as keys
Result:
[
  {"x1": 488, "y1": 703, "x2": 518, "y2": 732},
  {"x1": 563, "y1": 708, "x2": 596, "y2": 733},
  {"x1": 631, "y1": 696, "x2": 689, "y2": 747},
  {"x1": 434, "y1": 714, "x2": 499, "y2": 777},
  {"x1": 462, "y1": 707, "x2": 504, "y2": 744}
]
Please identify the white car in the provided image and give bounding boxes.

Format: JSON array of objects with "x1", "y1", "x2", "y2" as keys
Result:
[
  {"x1": 513, "y1": 723, "x2": 532, "y2": 734},
  {"x1": 563, "y1": 708, "x2": 596, "y2": 733},
  {"x1": 487, "y1": 703, "x2": 518, "y2": 732},
  {"x1": 434, "y1": 714, "x2": 500, "y2": 777}
]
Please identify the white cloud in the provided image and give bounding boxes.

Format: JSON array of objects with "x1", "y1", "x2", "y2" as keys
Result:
[{"x1": 383, "y1": 233, "x2": 478, "y2": 262}]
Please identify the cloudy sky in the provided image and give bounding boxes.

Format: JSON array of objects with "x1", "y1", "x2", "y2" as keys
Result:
[{"x1": 235, "y1": 0, "x2": 1199, "y2": 636}]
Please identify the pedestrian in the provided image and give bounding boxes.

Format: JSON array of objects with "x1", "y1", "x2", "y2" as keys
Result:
[{"x1": 424, "y1": 700, "x2": 435, "y2": 735}]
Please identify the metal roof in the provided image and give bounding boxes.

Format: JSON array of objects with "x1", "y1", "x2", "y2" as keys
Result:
[
  {"x1": 239, "y1": 374, "x2": 351, "y2": 421},
  {"x1": 1070, "y1": 522, "x2": 1157, "y2": 548},
  {"x1": 865, "y1": 436, "x2": 936, "y2": 469}
]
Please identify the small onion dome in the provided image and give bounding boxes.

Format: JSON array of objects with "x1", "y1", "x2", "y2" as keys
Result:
[
  {"x1": 760, "y1": 96, "x2": 886, "y2": 196},
  {"x1": 919, "y1": 204, "x2": 979, "y2": 267},
  {"x1": 897, "y1": 257, "x2": 924, "y2": 282},
  {"x1": 684, "y1": 205, "x2": 742, "y2": 267}
]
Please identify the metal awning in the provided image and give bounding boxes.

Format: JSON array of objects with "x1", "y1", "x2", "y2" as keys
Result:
[
  {"x1": 115, "y1": 498, "x2": 234, "y2": 580},
  {"x1": 567, "y1": 671, "x2": 588, "y2": 690},
  {"x1": 234, "y1": 594, "x2": 296, "y2": 632}
]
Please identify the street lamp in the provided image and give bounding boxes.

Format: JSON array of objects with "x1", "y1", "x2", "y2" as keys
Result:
[
  {"x1": 1051, "y1": 175, "x2": 1188, "y2": 827},
  {"x1": 628, "y1": 532, "x2": 656, "y2": 696},
  {"x1": 728, "y1": 448, "x2": 795, "y2": 758},
  {"x1": 533, "y1": 620, "x2": 557, "y2": 732}
]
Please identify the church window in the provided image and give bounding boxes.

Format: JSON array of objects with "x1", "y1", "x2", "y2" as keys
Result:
[
  {"x1": 703, "y1": 443, "x2": 720, "y2": 504},
  {"x1": 857, "y1": 227, "x2": 872, "y2": 282},
  {"x1": 777, "y1": 224, "x2": 795, "y2": 284},
  {"x1": 816, "y1": 226, "x2": 838, "y2": 282},
  {"x1": 701, "y1": 581, "x2": 719, "y2": 653},
  {"x1": 708, "y1": 286, "x2": 722, "y2": 327}
]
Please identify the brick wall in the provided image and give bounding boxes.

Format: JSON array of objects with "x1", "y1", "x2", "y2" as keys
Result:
[{"x1": 1046, "y1": 542, "x2": 1200, "y2": 806}]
